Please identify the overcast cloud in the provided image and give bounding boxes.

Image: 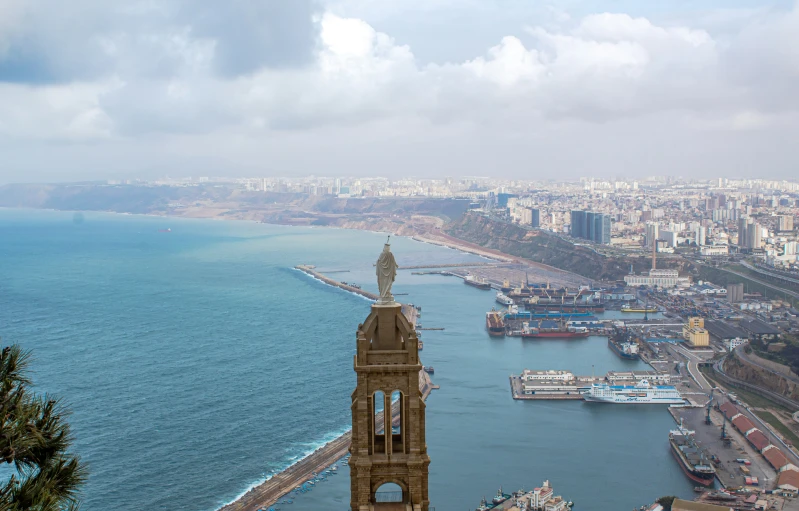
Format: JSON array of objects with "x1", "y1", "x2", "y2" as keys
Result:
[{"x1": 0, "y1": 0, "x2": 798, "y2": 182}]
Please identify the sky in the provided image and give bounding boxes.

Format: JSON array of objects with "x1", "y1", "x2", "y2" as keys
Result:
[{"x1": 1, "y1": 0, "x2": 798, "y2": 183}]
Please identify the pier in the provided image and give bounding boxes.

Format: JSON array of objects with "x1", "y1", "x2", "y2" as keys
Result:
[
  {"x1": 219, "y1": 266, "x2": 437, "y2": 511},
  {"x1": 510, "y1": 369, "x2": 673, "y2": 401},
  {"x1": 668, "y1": 406, "x2": 777, "y2": 491},
  {"x1": 295, "y1": 265, "x2": 418, "y2": 324}
]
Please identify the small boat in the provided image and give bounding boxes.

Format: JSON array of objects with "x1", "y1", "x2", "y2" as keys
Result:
[
  {"x1": 492, "y1": 486, "x2": 507, "y2": 504},
  {"x1": 496, "y1": 292, "x2": 514, "y2": 306},
  {"x1": 694, "y1": 487, "x2": 705, "y2": 492},
  {"x1": 424, "y1": 366, "x2": 435, "y2": 374}
]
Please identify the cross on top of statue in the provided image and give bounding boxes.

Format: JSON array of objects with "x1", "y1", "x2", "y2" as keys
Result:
[{"x1": 375, "y1": 236, "x2": 398, "y2": 305}]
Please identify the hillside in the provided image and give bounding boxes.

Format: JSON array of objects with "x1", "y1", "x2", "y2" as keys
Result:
[{"x1": 445, "y1": 212, "x2": 692, "y2": 281}]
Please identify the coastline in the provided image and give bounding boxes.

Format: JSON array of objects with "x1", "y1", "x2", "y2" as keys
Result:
[{"x1": 0, "y1": 206, "x2": 583, "y2": 282}]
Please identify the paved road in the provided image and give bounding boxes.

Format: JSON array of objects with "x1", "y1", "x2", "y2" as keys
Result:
[
  {"x1": 740, "y1": 261, "x2": 799, "y2": 288},
  {"x1": 671, "y1": 344, "x2": 711, "y2": 391},
  {"x1": 734, "y1": 345, "x2": 799, "y2": 386},
  {"x1": 714, "y1": 265, "x2": 799, "y2": 301}
]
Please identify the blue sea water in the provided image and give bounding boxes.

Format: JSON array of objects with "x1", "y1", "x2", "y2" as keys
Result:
[{"x1": 0, "y1": 209, "x2": 694, "y2": 511}]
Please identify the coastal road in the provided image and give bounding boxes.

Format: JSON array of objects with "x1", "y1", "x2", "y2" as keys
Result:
[
  {"x1": 734, "y1": 345, "x2": 799, "y2": 386},
  {"x1": 671, "y1": 345, "x2": 711, "y2": 392},
  {"x1": 714, "y1": 264, "x2": 799, "y2": 301},
  {"x1": 740, "y1": 261, "x2": 799, "y2": 288}
]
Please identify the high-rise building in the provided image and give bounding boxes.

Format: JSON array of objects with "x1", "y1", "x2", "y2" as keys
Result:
[
  {"x1": 570, "y1": 210, "x2": 587, "y2": 239},
  {"x1": 738, "y1": 216, "x2": 749, "y2": 249},
  {"x1": 645, "y1": 222, "x2": 659, "y2": 248},
  {"x1": 778, "y1": 215, "x2": 794, "y2": 232},
  {"x1": 595, "y1": 214, "x2": 611, "y2": 244},
  {"x1": 531, "y1": 208, "x2": 540, "y2": 228},
  {"x1": 661, "y1": 230, "x2": 678, "y2": 248},
  {"x1": 586, "y1": 212, "x2": 596, "y2": 242},
  {"x1": 695, "y1": 226, "x2": 706, "y2": 246},
  {"x1": 747, "y1": 220, "x2": 762, "y2": 250},
  {"x1": 571, "y1": 210, "x2": 611, "y2": 244}
]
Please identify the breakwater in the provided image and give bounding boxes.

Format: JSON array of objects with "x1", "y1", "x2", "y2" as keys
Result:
[
  {"x1": 218, "y1": 266, "x2": 436, "y2": 511},
  {"x1": 295, "y1": 264, "x2": 418, "y2": 324}
]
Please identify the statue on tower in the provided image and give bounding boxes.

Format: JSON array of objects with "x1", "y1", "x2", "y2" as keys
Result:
[{"x1": 376, "y1": 236, "x2": 398, "y2": 304}]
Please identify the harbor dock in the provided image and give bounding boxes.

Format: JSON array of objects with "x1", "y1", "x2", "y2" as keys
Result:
[
  {"x1": 510, "y1": 369, "x2": 674, "y2": 401},
  {"x1": 668, "y1": 406, "x2": 777, "y2": 490}
]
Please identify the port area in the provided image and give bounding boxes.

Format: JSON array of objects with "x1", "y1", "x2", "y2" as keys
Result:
[
  {"x1": 669, "y1": 406, "x2": 777, "y2": 492},
  {"x1": 414, "y1": 262, "x2": 586, "y2": 290}
]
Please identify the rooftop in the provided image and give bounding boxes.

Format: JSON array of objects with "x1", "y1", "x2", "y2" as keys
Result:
[
  {"x1": 740, "y1": 318, "x2": 781, "y2": 335},
  {"x1": 705, "y1": 320, "x2": 748, "y2": 340}
]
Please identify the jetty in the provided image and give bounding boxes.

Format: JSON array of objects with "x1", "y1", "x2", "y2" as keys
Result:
[
  {"x1": 295, "y1": 265, "x2": 418, "y2": 324},
  {"x1": 219, "y1": 266, "x2": 438, "y2": 511}
]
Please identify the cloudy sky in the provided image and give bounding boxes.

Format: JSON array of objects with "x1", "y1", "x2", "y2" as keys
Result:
[{"x1": 1, "y1": 0, "x2": 798, "y2": 183}]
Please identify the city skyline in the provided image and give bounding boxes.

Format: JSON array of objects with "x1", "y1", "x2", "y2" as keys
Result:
[{"x1": 1, "y1": 0, "x2": 799, "y2": 182}]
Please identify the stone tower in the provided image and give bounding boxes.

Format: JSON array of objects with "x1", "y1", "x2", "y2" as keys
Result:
[{"x1": 350, "y1": 247, "x2": 429, "y2": 511}]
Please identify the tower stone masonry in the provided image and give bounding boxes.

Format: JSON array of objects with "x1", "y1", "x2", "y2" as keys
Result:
[{"x1": 349, "y1": 282, "x2": 430, "y2": 510}]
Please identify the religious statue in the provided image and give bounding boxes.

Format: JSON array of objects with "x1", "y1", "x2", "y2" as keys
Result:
[{"x1": 376, "y1": 236, "x2": 398, "y2": 304}]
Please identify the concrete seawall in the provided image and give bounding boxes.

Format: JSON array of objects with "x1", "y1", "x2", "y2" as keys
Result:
[{"x1": 218, "y1": 266, "x2": 435, "y2": 511}]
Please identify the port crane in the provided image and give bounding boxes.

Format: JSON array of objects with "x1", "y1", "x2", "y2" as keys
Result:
[{"x1": 705, "y1": 388, "x2": 714, "y2": 425}]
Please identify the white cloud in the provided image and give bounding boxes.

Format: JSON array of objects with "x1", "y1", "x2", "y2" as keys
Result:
[{"x1": 1, "y1": 2, "x2": 798, "y2": 180}]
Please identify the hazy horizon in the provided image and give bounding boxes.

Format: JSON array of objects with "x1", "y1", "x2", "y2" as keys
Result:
[{"x1": 2, "y1": 0, "x2": 799, "y2": 182}]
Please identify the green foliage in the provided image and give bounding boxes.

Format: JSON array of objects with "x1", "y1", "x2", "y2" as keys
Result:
[
  {"x1": 656, "y1": 495, "x2": 677, "y2": 510},
  {"x1": 0, "y1": 345, "x2": 87, "y2": 511}
]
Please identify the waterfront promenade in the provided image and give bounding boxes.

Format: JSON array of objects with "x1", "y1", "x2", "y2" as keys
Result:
[{"x1": 219, "y1": 266, "x2": 435, "y2": 511}]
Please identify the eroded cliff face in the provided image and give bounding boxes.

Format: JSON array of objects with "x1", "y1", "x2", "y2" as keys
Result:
[
  {"x1": 725, "y1": 353, "x2": 799, "y2": 401},
  {"x1": 444, "y1": 212, "x2": 692, "y2": 281}
]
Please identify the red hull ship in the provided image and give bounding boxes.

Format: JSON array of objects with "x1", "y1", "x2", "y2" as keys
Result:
[{"x1": 670, "y1": 424, "x2": 716, "y2": 486}]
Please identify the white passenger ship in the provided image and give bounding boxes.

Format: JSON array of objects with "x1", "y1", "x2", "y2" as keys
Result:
[{"x1": 582, "y1": 379, "x2": 684, "y2": 404}]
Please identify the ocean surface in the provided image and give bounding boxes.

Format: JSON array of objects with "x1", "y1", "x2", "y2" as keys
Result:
[{"x1": 0, "y1": 209, "x2": 694, "y2": 511}]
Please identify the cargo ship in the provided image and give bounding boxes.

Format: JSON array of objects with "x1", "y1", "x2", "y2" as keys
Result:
[
  {"x1": 464, "y1": 275, "x2": 491, "y2": 290},
  {"x1": 500, "y1": 279, "x2": 513, "y2": 294},
  {"x1": 608, "y1": 330, "x2": 640, "y2": 360},
  {"x1": 582, "y1": 379, "x2": 684, "y2": 404},
  {"x1": 521, "y1": 320, "x2": 590, "y2": 339},
  {"x1": 608, "y1": 338, "x2": 640, "y2": 360},
  {"x1": 485, "y1": 310, "x2": 506, "y2": 337},
  {"x1": 496, "y1": 292, "x2": 514, "y2": 306},
  {"x1": 669, "y1": 422, "x2": 716, "y2": 486},
  {"x1": 621, "y1": 306, "x2": 658, "y2": 313}
]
